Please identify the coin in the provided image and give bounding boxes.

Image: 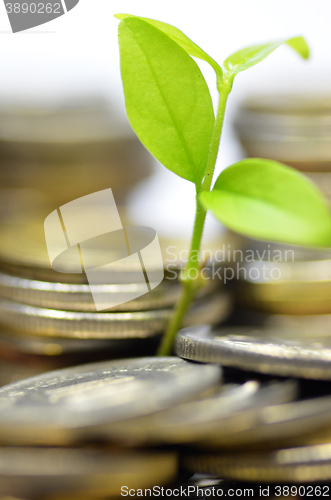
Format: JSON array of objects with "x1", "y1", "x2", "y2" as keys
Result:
[
  {"x1": 0, "y1": 330, "x2": 159, "y2": 357},
  {"x1": 236, "y1": 258, "x2": 331, "y2": 314},
  {"x1": 0, "y1": 331, "x2": 164, "y2": 388},
  {"x1": 0, "y1": 358, "x2": 61, "y2": 387},
  {"x1": 265, "y1": 312, "x2": 331, "y2": 335},
  {"x1": 180, "y1": 475, "x2": 287, "y2": 500},
  {"x1": 175, "y1": 325, "x2": 331, "y2": 380},
  {"x1": 102, "y1": 380, "x2": 296, "y2": 446},
  {"x1": 0, "y1": 292, "x2": 230, "y2": 339},
  {"x1": 306, "y1": 172, "x2": 331, "y2": 203},
  {"x1": 0, "y1": 100, "x2": 153, "y2": 205},
  {"x1": 0, "y1": 270, "x2": 220, "y2": 312},
  {"x1": 0, "y1": 447, "x2": 178, "y2": 498},
  {"x1": 0, "y1": 330, "x2": 136, "y2": 356},
  {"x1": 182, "y1": 442, "x2": 331, "y2": 483},
  {"x1": 200, "y1": 393, "x2": 331, "y2": 450},
  {"x1": 234, "y1": 95, "x2": 331, "y2": 171},
  {"x1": 0, "y1": 356, "x2": 222, "y2": 445},
  {"x1": 0, "y1": 219, "x2": 241, "y2": 283}
]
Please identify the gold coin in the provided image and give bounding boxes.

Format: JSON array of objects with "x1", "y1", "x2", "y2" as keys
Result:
[
  {"x1": 183, "y1": 442, "x2": 331, "y2": 483},
  {"x1": 237, "y1": 258, "x2": 331, "y2": 314},
  {"x1": 306, "y1": 172, "x2": 331, "y2": 201},
  {"x1": 0, "y1": 101, "x2": 153, "y2": 205},
  {"x1": 0, "y1": 447, "x2": 178, "y2": 498},
  {"x1": 234, "y1": 94, "x2": 331, "y2": 171},
  {"x1": 0, "y1": 218, "x2": 241, "y2": 283}
]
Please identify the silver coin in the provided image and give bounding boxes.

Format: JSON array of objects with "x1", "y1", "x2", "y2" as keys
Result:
[
  {"x1": 175, "y1": 325, "x2": 331, "y2": 380},
  {"x1": 0, "y1": 447, "x2": 178, "y2": 498},
  {"x1": 0, "y1": 356, "x2": 221, "y2": 445},
  {"x1": 105, "y1": 379, "x2": 296, "y2": 446},
  {"x1": 182, "y1": 443, "x2": 331, "y2": 483},
  {"x1": 0, "y1": 271, "x2": 220, "y2": 312},
  {"x1": 201, "y1": 393, "x2": 331, "y2": 450},
  {"x1": 0, "y1": 292, "x2": 230, "y2": 339}
]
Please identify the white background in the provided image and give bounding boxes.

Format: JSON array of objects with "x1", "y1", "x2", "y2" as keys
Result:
[{"x1": 0, "y1": 0, "x2": 329, "y2": 237}]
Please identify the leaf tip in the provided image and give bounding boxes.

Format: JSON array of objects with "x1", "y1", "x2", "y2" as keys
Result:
[
  {"x1": 287, "y1": 36, "x2": 310, "y2": 60},
  {"x1": 114, "y1": 13, "x2": 128, "y2": 20}
]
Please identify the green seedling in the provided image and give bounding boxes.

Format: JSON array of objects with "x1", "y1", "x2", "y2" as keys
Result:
[{"x1": 115, "y1": 14, "x2": 331, "y2": 355}]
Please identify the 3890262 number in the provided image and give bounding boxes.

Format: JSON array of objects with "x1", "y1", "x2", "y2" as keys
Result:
[
  {"x1": 275, "y1": 485, "x2": 330, "y2": 496},
  {"x1": 5, "y1": 3, "x2": 61, "y2": 14}
]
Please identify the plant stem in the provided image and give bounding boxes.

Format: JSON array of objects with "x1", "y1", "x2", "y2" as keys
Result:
[{"x1": 157, "y1": 78, "x2": 231, "y2": 356}]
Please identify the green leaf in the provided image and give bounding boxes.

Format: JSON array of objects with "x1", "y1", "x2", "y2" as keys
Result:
[
  {"x1": 200, "y1": 158, "x2": 331, "y2": 248},
  {"x1": 115, "y1": 13, "x2": 222, "y2": 76},
  {"x1": 118, "y1": 17, "x2": 215, "y2": 186},
  {"x1": 223, "y1": 37, "x2": 309, "y2": 80}
]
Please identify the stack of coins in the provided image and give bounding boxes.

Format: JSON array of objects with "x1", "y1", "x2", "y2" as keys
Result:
[
  {"x1": 234, "y1": 95, "x2": 331, "y2": 207},
  {"x1": 0, "y1": 211, "x2": 234, "y2": 386},
  {"x1": 232, "y1": 95, "x2": 331, "y2": 331},
  {"x1": 234, "y1": 95, "x2": 331, "y2": 171},
  {"x1": 175, "y1": 324, "x2": 331, "y2": 486},
  {"x1": 0, "y1": 356, "x2": 225, "y2": 497},
  {"x1": 2, "y1": 341, "x2": 331, "y2": 495},
  {"x1": 0, "y1": 99, "x2": 153, "y2": 217},
  {"x1": 0, "y1": 98, "x2": 237, "y2": 386},
  {"x1": 233, "y1": 237, "x2": 331, "y2": 317},
  {"x1": 4, "y1": 95, "x2": 331, "y2": 494}
]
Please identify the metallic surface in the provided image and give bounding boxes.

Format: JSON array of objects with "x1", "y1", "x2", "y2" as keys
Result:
[
  {"x1": 0, "y1": 292, "x2": 231, "y2": 339},
  {"x1": 102, "y1": 380, "x2": 296, "y2": 446},
  {"x1": 176, "y1": 325, "x2": 331, "y2": 380},
  {"x1": 183, "y1": 443, "x2": 331, "y2": 483},
  {"x1": 0, "y1": 356, "x2": 222, "y2": 445},
  {"x1": 201, "y1": 393, "x2": 331, "y2": 450},
  {"x1": 237, "y1": 258, "x2": 331, "y2": 314},
  {"x1": 0, "y1": 447, "x2": 178, "y2": 498},
  {"x1": 0, "y1": 270, "x2": 221, "y2": 312},
  {"x1": 234, "y1": 95, "x2": 331, "y2": 171}
]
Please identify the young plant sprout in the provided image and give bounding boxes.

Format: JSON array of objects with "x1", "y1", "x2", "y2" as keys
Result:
[{"x1": 115, "y1": 14, "x2": 331, "y2": 356}]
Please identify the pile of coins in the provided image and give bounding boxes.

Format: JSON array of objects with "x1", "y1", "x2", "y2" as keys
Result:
[
  {"x1": 0, "y1": 212, "x2": 233, "y2": 388},
  {"x1": 234, "y1": 95, "x2": 331, "y2": 208},
  {"x1": 2, "y1": 341, "x2": 331, "y2": 497},
  {"x1": 234, "y1": 95, "x2": 331, "y2": 172},
  {"x1": 2, "y1": 95, "x2": 331, "y2": 497},
  {"x1": 0, "y1": 99, "x2": 153, "y2": 214},
  {"x1": 175, "y1": 324, "x2": 331, "y2": 486}
]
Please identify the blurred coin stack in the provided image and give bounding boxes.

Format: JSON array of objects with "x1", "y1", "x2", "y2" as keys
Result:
[
  {"x1": 233, "y1": 94, "x2": 331, "y2": 328},
  {"x1": 175, "y1": 323, "x2": 331, "y2": 487},
  {"x1": 0, "y1": 99, "x2": 153, "y2": 221},
  {"x1": 0, "y1": 95, "x2": 330, "y2": 496},
  {"x1": 134, "y1": 93, "x2": 331, "y2": 489},
  {"x1": 234, "y1": 95, "x2": 331, "y2": 174},
  {"x1": 2, "y1": 347, "x2": 331, "y2": 497},
  {"x1": 0, "y1": 215, "x2": 232, "y2": 386},
  {"x1": 0, "y1": 100, "x2": 234, "y2": 387},
  {"x1": 234, "y1": 95, "x2": 331, "y2": 208}
]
